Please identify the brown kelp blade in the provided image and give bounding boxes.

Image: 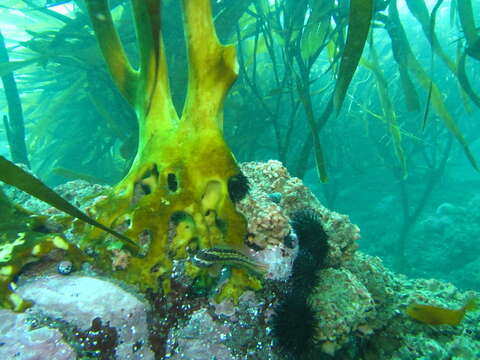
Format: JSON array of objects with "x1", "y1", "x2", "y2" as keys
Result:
[
  {"x1": 0, "y1": 156, "x2": 140, "y2": 255},
  {"x1": 333, "y1": 0, "x2": 374, "y2": 112}
]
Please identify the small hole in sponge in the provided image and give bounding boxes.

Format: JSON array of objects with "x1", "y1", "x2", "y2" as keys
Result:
[
  {"x1": 152, "y1": 164, "x2": 159, "y2": 178},
  {"x1": 170, "y1": 211, "x2": 190, "y2": 225},
  {"x1": 141, "y1": 183, "x2": 151, "y2": 195},
  {"x1": 167, "y1": 173, "x2": 178, "y2": 192},
  {"x1": 215, "y1": 217, "x2": 226, "y2": 233}
]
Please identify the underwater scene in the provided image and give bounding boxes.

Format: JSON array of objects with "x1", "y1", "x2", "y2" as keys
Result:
[{"x1": 0, "y1": 0, "x2": 479, "y2": 359}]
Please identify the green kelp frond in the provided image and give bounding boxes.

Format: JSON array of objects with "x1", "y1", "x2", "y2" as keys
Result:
[
  {"x1": 0, "y1": 156, "x2": 140, "y2": 255},
  {"x1": 386, "y1": 2, "x2": 478, "y2": 171},
  {"x1": 457, "y1": 0, "x2": 480, "y2": 60},
  {"x1": 0, "y1": 57, "x2": 44, "y2": 77},
  {"x1": 362, "y1": 44, "x2": 407, "y2": 177},
  {"x1": 333, "y1": 0, "x2": 374, "y2": 112},
  {"x1": 405, "y1": 0, "x2": 455, "y2": 72},
  {"x1": 458, "y1": 49, "x2": 480, "y2": 109}
]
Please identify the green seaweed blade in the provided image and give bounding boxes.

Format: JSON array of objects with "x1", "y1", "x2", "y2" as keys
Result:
[
  {"x1": 458, "y1": 0, "x2": 480, "y2": 59},
  {"x1": 0, "y1": 58, "x2": 42, "y2": 77},
  {"x1": 0, "y1": 156, "x2": 140, "y2": 254},
  {"x1": 362, "y1": 50, "x2": 407, "y2": 177},
  {"x1": 333, "y1": 0, "x2": 374, "y2": 113},
  {"x1": 387, "y1": 1, "x2": 479, "y2": 171},
  {"x1": 457, "y1": 50, "x2": 480, "y2": 108}
]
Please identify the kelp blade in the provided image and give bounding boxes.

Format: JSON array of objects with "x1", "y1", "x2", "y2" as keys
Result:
[
  {"x1": 457, "y1": 0, "x2": 480, "y2": 60},
  {"x1": 421, "y1": 0, "x2": 444, "y2": 130},
  {"x1": 458, "y1": 50, "x2": 480, "y2": 108},
  {"x1": 405, "y1": 0, "x2": 455, "y2": 71},
  {"x1": 361, "y1": 56, "x2": 407, "y2": 177},
  {"x1": 333, "y1": 0, "x2": 374, "y2": 112},
  {"x1": 386, "y1": 1, "x2": 478, "y2": 171},
  {"x1": 0, "y1": 156, "x2": 140, "y2": 254},
  {"x1": 0, "y1": 57, "x2": 42, "y2": 77}
]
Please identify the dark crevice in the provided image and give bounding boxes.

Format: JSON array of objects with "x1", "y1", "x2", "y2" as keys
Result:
[
  {"x1": 167, "y1": 173, "x2": 178, "y2": 192},
  {"x1": 170, "y1": 211, "x2": 189, "y2": 225},
  {"x1": 215, "y1": 217, "x2": 227, "y2": 233},
  {"x1": 152, "y1": 164, "x2": 159, "y2": 178},
  {"x1": 140, "y1": 183, "x2": 151, "y2": 195}
]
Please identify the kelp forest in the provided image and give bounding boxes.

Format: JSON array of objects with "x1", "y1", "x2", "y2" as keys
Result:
[
  {"x1": 0, "y1": 0, "x2": 480, "y2": 358},
  {"x1": 2, "y1": 0, "x2": 478, "y2": 279}
]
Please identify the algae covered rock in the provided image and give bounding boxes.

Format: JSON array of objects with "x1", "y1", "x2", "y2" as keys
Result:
[{"x1": 309, "y1": 268, "x2": 376, "y2": 354}]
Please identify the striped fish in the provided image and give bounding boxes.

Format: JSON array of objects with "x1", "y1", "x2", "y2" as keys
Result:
[{"x1": 190, "y1": 246, "x2": 267, "y2": 276}]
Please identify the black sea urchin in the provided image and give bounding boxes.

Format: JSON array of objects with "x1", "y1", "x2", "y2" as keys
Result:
[
  {"x1": 290, "y1": 209, "x2": 329, "y2": 267},
  {"x1": 271, "y1": 293, "x2": 316, "y2": 359},
  {"x1": 272, "y1": 208, "x2": 330, "y2": 358},
  {"x1": 227, "y1": 172, "x2": 250, "y2": 203}
]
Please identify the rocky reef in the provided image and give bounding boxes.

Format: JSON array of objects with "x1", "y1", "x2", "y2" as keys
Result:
[{"x1": 0, "y1": 160, "x2": 479, "y2": 359}]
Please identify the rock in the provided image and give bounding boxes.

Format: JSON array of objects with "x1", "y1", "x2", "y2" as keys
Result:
[
  {"x1": 17, "y1": 275, "x2": 154, "y2": 360},
  {"x1": 0, "y1": 309, "x2": 75, "y2": 360},
  {"x1": 309, "y1": 268, "x2": 376, "y2": 350},
  {"x1": 166, "y1": 309, "x2": 234, "y2": 360}
]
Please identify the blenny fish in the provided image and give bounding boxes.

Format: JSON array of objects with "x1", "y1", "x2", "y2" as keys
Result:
[
  {"x1": 406, "y1": 297, "x2": 478, "y2": 326},
  {"x1": 190, "y1": 246, "x2": 267, "y2": 276}
]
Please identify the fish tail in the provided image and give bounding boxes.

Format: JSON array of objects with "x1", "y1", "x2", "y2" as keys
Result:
[
  {"x1": 255, "y1": 263, "x2": 268, "y2": 275},
  {"x1": 463, "y1": 297, "x2": 478, "y2": 312},
  {"x1": 242, "y1": 260, "x2": 267, "y2": 276}
]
